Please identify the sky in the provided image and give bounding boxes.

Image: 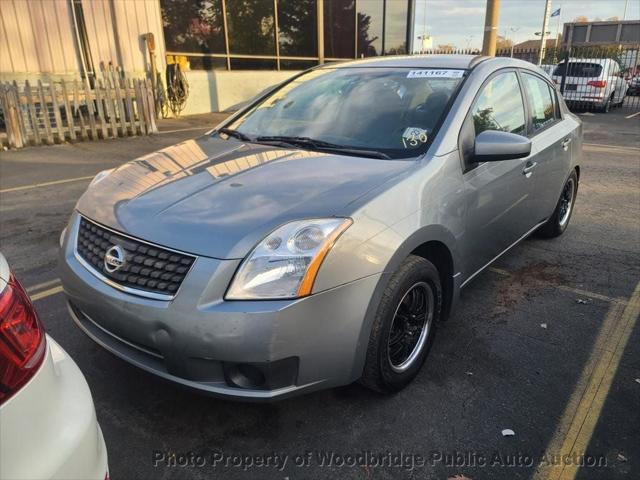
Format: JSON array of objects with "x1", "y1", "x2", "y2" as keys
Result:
[{"x1": 412, "y1": 0, "x2": 640, "y2": 50}]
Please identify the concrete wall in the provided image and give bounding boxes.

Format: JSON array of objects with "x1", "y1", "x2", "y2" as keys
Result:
[
  {"x1": 181, "y1": 70, "x2": 300, "y2": 115},
  {"x1": 0, "y1": 0, "x2": 164, "y2": 82}
]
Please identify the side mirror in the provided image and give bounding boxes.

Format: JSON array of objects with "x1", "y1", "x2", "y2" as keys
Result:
[{"x1": 474, "y1": 130, "x2": 532, "y2": 162}]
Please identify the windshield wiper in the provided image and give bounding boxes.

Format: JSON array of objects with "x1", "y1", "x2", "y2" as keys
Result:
[
  {"x1": 217, "y1": 127, "x2": 253, "y2": 142},
  {"x1": 255, "y1": 135, "x2": 391, "y2": 159}
]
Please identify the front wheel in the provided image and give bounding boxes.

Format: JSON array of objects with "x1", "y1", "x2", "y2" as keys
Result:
[
  {"x1": 537, "y1": 170, "x2": 578, "y2": 238},
  {"x1": 360, "y1": 255, "x2": 442, "y2": 393}
]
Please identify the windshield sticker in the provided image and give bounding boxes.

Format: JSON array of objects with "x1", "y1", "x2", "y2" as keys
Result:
[
  {"x1": 402, "y1": 127, "x2": 428, "y2": 148},
  {"x1": 407, "y1": 69, "x2": 465, "y2": 79}
]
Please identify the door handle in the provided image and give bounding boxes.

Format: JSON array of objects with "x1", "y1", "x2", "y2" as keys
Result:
[
  {"x1": 561, "y1": 138, "x2": 572, "y2": 150},
  {"x1": 523, "y1": 161, "x2": 538, "y2": 177}
]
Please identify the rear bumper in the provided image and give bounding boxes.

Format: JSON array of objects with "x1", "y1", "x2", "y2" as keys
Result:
[
  {"x1": 0, "y1": 336, "x2": 108, "y2": 480},
  {"x1": 59, "y1": 213, "x2": 380, "y2": 401},
  {"x1": 562, "y1": 95, "x2": 608, "y2": 107}
]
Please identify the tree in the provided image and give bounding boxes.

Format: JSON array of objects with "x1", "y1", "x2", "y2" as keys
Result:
[
  {"x1": 357, "y1": 12, "x2": 379, "y2": 56},
  {"x1": 572, "y1": 15, "x2": 589, "y2": 23},
  {"x1": 606, "y1": 16, "x2": 620, "y2": 21},
  {"x1": 436, "y1": 44, "x2": 456, "y2": 52}
]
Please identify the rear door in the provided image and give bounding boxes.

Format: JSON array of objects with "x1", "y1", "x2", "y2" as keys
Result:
[
  {"x1": 460, "y1": 70, "x2": 536, "y2": 279},
  {"x1": 520, "y1": 71, "x2": 573, "y2": 221}
]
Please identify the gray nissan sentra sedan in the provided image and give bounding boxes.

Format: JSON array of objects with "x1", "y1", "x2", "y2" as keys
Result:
[{"x1": 59, "y1": 55, "x2": 581, "y2": 400}]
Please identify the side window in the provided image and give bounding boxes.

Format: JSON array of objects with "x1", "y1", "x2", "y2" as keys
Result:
[
  {"x1": 522, "y1": 73, "x2": 556, "y2": 132},
  {"x1": 471, "y1": 72, "x2": 526, "y2": 137}
]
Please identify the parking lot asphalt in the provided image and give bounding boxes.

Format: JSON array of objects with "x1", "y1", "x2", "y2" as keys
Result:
[{"x1": 0, "y1": 108, "x2": 638, "y2": 480}]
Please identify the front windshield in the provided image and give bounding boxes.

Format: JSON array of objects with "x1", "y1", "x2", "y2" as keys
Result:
[{"x1": 227, "y1": 67, "x2": 465, "y2": 159}]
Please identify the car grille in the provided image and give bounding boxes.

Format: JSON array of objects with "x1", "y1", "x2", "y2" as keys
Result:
[{"x1": 76, "y1": 216, "x2": 195, "y2": 298}]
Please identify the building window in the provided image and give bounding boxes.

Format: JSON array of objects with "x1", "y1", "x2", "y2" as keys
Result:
[
  {"x1": 357, "y1": 0, "x2": 383, "y2": 57},
  {"x1": 280, "y1": 59, "x2": 318, "y2": 70},
  {"x1": 182, "y1": 56, "x2": 227, "y2": 70},
  {"x1": 160, "y1": 0, "x2": 412, "y2": 70},
  {"x1": 324, "y1": 0, "x2": 355, "y2": 58},
  {"x1": 230, "y1": 58, "x2": 278, "y2": 70},
  {"x1": 226, "y1": 0, "x2": 276, "y2": 55},
  {"x1": 278, "y1": 0, "x2": 317, "y2": 57},
  {"x1": 161, "y1": 0, "x2": 226, "y2": 54},
  {"x1": 384, "y1": 0, "x2": 408, "y2": 54}
]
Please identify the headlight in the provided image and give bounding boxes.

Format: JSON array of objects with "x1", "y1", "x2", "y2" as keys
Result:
[
  {"x1": 226, "y1": 218, "x2": 352, "y2": 300},
  {"x1": 89, "y1": 168, "x2": 114, "y2": 187}
]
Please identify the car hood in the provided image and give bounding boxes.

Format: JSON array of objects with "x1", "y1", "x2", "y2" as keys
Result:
[{"x1": 76, "y1": 136, "x2": 414, "y2": 259}]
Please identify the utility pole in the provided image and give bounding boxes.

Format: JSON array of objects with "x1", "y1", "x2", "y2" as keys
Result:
[
  {"x1": 482, "y1": 0, "x2": 501, "y2": 56},
  {"x1": 538, "y1": 0, "x2": 552, "y2": 65},
  {"x1": 317, "y1": 0, "x2": 324, "y2": 64}
]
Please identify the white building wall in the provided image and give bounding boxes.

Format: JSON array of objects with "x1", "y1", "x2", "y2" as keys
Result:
[{"x1": 0, "y1": 0, "x2": 165, "y2": 82}]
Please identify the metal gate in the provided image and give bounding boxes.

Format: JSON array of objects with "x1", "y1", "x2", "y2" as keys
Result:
[{"x1": 498, "y1": 45, "x2": 640, "y2": 114}]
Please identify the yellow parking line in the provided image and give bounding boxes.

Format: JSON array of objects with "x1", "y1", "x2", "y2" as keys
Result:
[
  {"x1": 30, "y1": 285, "x2": 64, "y2": 301},
  {"x1": 534, "y1": 281, "x2": 640, "y2": 480},
  {"x1": 157, "y1": 126, "x2": 212, "y2": 134},
  {"x1": 583, "y1": 142, "x2": 640, "y2": 151},
  {"x1": 26, "y1": 278, "x2": 61, "y2": 293},
  {"x1": 556, "y1": 285, "x2": 627, "y2": 305},
  {"x1": 583, "y1": 143, "x2": 640, "y2": 154},
  {"x1": 0, "y1": 175, "x2": 94, "y2": 194}
]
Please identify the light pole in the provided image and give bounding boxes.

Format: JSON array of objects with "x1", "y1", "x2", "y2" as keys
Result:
[
  {"x1": 482, "y1": 0, "x2": 501, "y2": 56},
  {"x1": 508, "y1": 26, "x2": 520, "y2": 57},
  {"x1": 538, "y1": 0, "x2": 553, "y2": 65}
]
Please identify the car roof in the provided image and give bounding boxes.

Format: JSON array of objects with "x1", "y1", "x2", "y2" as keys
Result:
[
  {"x1": 320, "y1": 54, "x2": 539, "y2": 72},
  {"x1": 322, "y1": 54, "x2": 487, "y2": 70},
  {"x1": 562, "y1": 58, "x2": 612, "y2": 64}
]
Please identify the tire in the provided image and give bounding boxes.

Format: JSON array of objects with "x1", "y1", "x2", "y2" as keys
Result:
[
  {"x1": 360, "y1": 255, "x2": 442, "y2": 393},
  {"x1": 537, "y1": 170, "x2": 578, "y2": 238},
  {"x1": 600, "y1": 94, "x2": 612, "y2": 113}
]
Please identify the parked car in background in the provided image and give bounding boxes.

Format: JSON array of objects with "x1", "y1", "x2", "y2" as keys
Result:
[
  {"x1": 627, "y1": 75, "x2": 640, "y2": 96},
  {"x1": 0, "y1": 253, "x2": 108, "y2": 479},
  {"x1": 552, "y1": 58, "x2": 627, "y2": 111},
  {"x1": 540, "y1": 64, "x2": 556, "y2": 77},
  {"x1": 60, "y1": 55, "x2": 581, "y2": 401}
]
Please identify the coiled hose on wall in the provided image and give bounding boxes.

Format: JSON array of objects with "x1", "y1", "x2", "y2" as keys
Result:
[{"x1": 166, "y1": 63, "x2": 189, "y2": 118}]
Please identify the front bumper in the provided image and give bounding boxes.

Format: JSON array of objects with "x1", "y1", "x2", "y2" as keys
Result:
[
  {"x1": 0, "y1": 336, "x2": 108, "y2": 480},
  {"x1": 60, "y1": 213, "x2": 380, "y2": 401}
]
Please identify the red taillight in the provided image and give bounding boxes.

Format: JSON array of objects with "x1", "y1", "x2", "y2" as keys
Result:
[
  {"x1": 587, "y1": 80, "x2": 607, "y2": 88},
  {"x1": 0, "y1": 274, "x2": 46, "y2": 405}
]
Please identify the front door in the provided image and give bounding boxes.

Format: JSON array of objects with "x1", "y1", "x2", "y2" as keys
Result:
[{"x1": 461, "y1": 70, "x2": 537, "y2": 280}]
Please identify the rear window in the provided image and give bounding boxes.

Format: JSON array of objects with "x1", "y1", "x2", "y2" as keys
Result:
[{"x1": 553, "y1": 62, "x2": 603, "y2": 78}]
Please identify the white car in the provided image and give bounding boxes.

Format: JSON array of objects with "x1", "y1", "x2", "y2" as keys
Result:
[
  {"x1": 552, "y1": 57, "x2": 627, "y2": 112},
  {"x1": 0, "y1": 253, "x2": 108, "y2": 480},
  {"x1": 539, "y1": 64, "x2": 556, "y2": 76}
]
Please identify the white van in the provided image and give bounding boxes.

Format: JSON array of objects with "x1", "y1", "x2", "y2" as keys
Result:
[{"x1": 552, "y1": 58, "x2": 627, "y2": 112}]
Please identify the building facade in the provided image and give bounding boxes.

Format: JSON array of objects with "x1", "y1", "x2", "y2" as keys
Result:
[
  {"x1": 0, "y1": 0, "x2": 165, "y2": 83},
  {"x1": 1, "y1": 0, "x2": 415, "y2": 114},
  {"x1": 161, "y1": 0, "x2": 414, "y2": 71},
  {"x1": 562, "y1": 20, "x2": 640, "y2": 47}
]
